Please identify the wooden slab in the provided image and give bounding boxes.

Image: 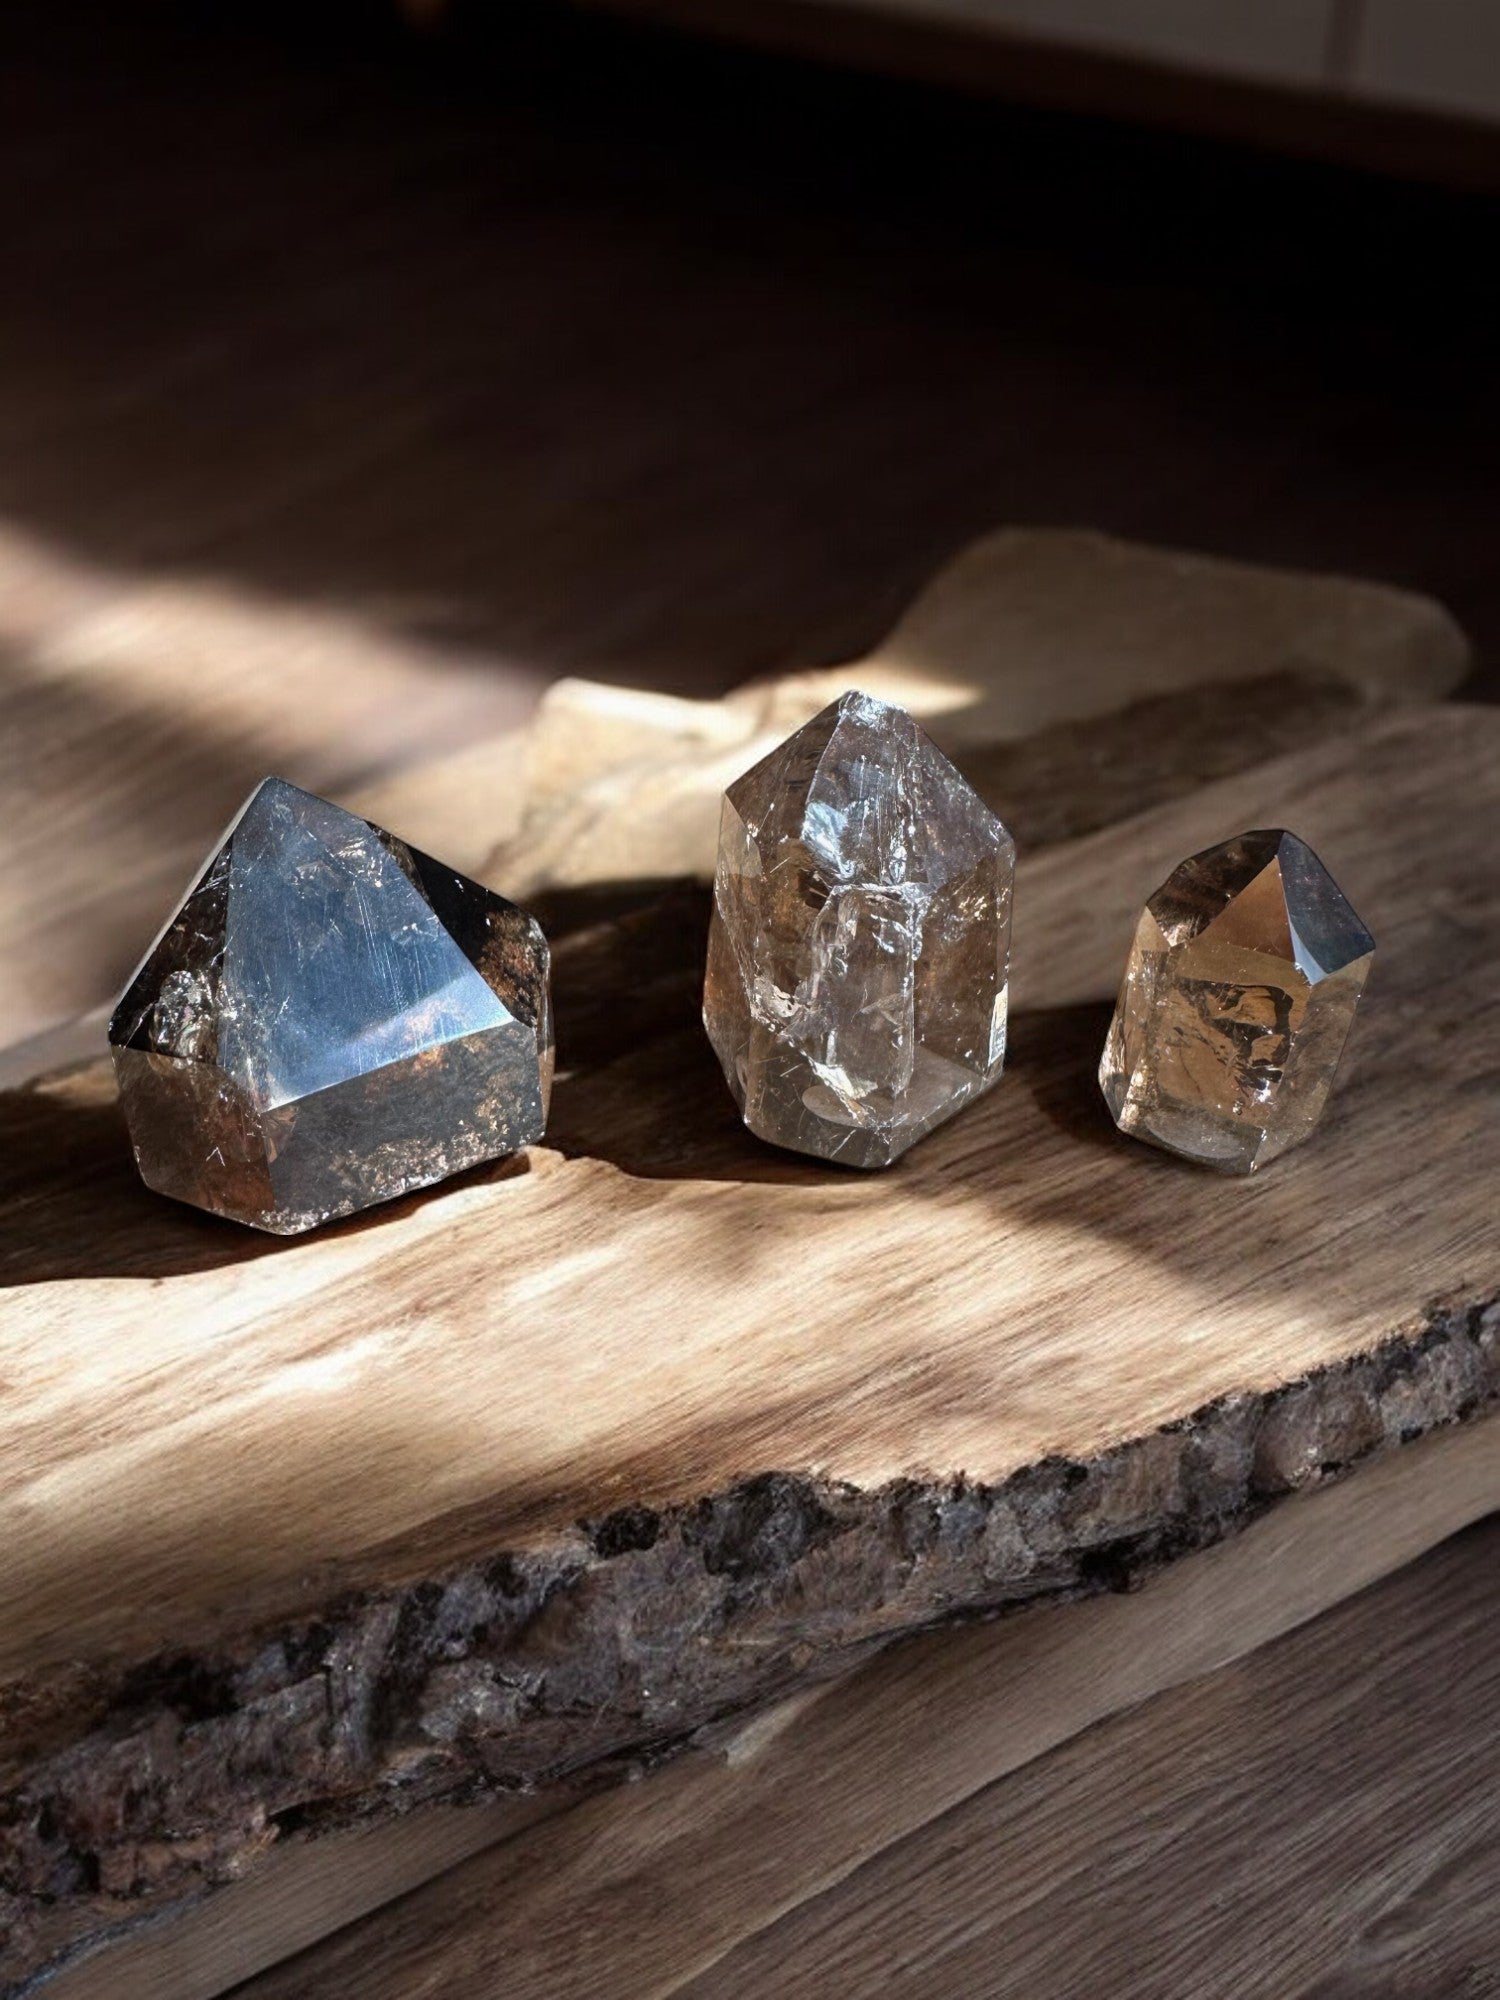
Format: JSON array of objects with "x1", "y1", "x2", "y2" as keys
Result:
[
  {"x1": 33, "y1": 1418, "x2": 1500, "y2": 2000},
  {"x1": 2, "y1": 692, "x2": 1498, "y2": 1988},
  {"x1": 481, "y1": 528, "x2": 1471, "y2": 894}
]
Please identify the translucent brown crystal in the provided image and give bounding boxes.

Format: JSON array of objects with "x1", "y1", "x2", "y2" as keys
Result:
[
  {"x1": 703, "y1": 690, "x2": 1015, "y2": 1168},
  {"x1": 109, "y1": 778, "x2": 552, "y2": 1233},
  {"x1": 1100, "y1": 828, "x2": 1374, "y2": 1173}
]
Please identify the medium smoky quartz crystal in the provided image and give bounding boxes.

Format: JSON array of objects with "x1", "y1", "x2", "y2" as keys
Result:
[
  {"x1": 703, "y1": 690, "x2": 1015, "y2": 1168},
  {"x1": 1100, "y1": 828, "x2": 1374, "y2": 1173},
  {"x1": 110, "y1": 778, "x2": 552, "y2": 1233}
]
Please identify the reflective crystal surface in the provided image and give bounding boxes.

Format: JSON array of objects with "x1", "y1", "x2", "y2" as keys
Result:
[
  {"x1": 110, "y1": 778, "x2": 552, "y2": 1232},
  {"x1": 1100, "y1": 828, "x2": 1374, "y2": 1173},
  {"x1": 703, "y1": 690, "x2": 1015, "y2": 1168}
]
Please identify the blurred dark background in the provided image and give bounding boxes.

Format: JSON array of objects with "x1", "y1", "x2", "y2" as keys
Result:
[
  {"x1": 1, "y1": 0, "x2": 1496, "y2": 696},
  {"x1": 2, "y1": 0, "x2": 1497, "y2": 1048}
]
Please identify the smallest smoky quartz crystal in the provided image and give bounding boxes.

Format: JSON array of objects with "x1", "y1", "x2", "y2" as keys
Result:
[
  {"x1": 1100, "y1": 828, "x2": 1374, "y2": 1173},
  {"x1": 110, "y1": 778, "x2": 552, "y2": 1233}
]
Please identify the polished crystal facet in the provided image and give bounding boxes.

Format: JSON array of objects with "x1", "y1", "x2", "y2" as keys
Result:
[
  {"x1": 1100, "y1": 828, "x2": 1374, "y2": 1173},
  {"x1": 110, "y1": 778, "x2": 552, "y2": 1232},
  {"x1": 703, "y1": 690, "x2": 1015, "y2": 1168}
]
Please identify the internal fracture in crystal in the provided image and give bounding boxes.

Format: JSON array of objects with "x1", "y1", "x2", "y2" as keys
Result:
[
  {"x1": 110, "y1": 778, "x2": 552, "y2": 1232},
  {"x1": 703, "y1": 690, "x2": 1015, "y2": 1168},
  {"x1": 1099, "y1": 828, "x2": 1374, "y2": 1172}
]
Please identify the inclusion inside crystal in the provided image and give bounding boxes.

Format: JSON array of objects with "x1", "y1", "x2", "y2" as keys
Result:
[
  {"x1": 110, "y1": 778, "x2": 552, "y2": 1232},
  {"x1": 1099, "y1": 829, "x2": 1374, "y2": 1173},
  {"x1": 703, "y1": 691, "x2": 1015, "y2": 1167}
]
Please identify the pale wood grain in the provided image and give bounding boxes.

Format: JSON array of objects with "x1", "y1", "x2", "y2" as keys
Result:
[
  {"x1": 3, "y1": 706, "x2": 1495, "y2": 1677},
  {"x1": 26, "y1": 1794, "x2": 562, "y2": 2000},
  {"x1": 495, "y1": 529, "x2": 1467, "y2": 894},
  {"x1": 4, "y1": 529, "x2": 1458, "y2": 1054},
  {"x1": 202, "y1": 1425, "x2": 1500, "y2": 2000},
  {"x1": 2, "y1": 697, "x2": 1497, "y2": 1988},
  {"x1": 0, "y1": 550, "x2": 1489, "y2": 1982}
]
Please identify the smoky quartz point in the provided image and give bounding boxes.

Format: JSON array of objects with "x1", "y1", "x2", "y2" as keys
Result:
[
  {"x1": 1100, "y1": 828, "x2": 1374, "y2": 1173},
  {"x1": 703, "y1": 690, "x2": 1015, "y2": 1168},
  {"x1": 110, "y1": 778, "x2": 552, "y2": 1233}
]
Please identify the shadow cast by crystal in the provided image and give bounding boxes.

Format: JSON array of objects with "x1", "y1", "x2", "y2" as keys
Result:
[
  {"x1": 0, "y1": 1074, "x2": 283, "y2": 1287},
  {"x1": 1007, "y1": 1001, "x2": 1126, "y2": 1157},
  {"x1": 0, "y1": 1069, "x2": 535, "y2": 1290},
  {"x1": 537, "y1": 877, "x2": 831, "y2": 1188},
  {"x1": 3, "y1": 829, "x2": 1401, "y2": 1289}
]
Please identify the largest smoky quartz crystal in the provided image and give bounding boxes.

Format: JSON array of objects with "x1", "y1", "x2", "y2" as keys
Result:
[
  {"x1": 704, "y1": 690, "x2": 1015, "y2": 1167},
  {"x1": 110, "y1": 778, "x2": 552, "y2": 1233}
]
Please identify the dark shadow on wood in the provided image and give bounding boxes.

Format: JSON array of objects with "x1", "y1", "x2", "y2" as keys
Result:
[
  {"x1": 1010, "y1": 999, "x2": 1124, "y2": 1154},
  {"x1": 0, "y1": 1073, "x2": 535, "y2": 1287}
]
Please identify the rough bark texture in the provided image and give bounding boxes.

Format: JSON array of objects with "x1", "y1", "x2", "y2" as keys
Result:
[
  {"x1": 4, "y1": 686, "x2": 1497, "y2": 1989},
  {"x1": 3, "y1": 1304, "x2": 1496, "y2": 1990},
  {"x1": 2, "y1": 28, "x2": 1497, "y2": 1981}
]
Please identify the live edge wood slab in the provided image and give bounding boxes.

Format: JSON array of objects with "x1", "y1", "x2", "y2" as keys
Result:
[
  {"x1": 44, "y1": 1426, "x2": 1500, "y2": 2000},
  {"x1": 205, "y1": 1451, "x2": 1500, "y2": 2000},
  {"x1": 0, "y1": 534, "x2": 1494, "y2": 1991}
]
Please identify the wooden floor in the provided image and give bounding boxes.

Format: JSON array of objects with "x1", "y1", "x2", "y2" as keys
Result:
[
  {"x1": 1, "y1": 0, "x2": 1497, "y2": 700},
  {"x1": 683, "y1": 1520, "x2": 1500, "y2": 2000},
  {"x1": 2, "y1": 0, "x2": 1497, "y2": 1046}
]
